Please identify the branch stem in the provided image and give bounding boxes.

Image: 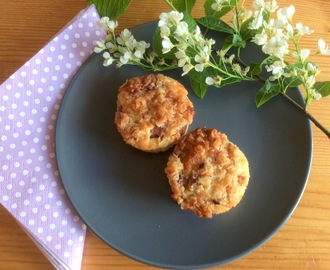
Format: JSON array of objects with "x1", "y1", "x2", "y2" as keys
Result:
[{"x1": 234, "y1": 56, "x2": 330, "y2": 139}]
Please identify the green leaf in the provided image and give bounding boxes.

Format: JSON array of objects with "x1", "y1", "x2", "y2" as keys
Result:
[
  {"x1": 222, "y1": 34, "x2": 246, "y2": 52},
  {"x1": 189, "y1": 75, "x2": 208, "y2": 98},
  {"x1": 283, "y1": 76, "x2": 302, "y2": 89},
  {"x1": 188, "y1": 68, "x2": 216, "y2": 98},
  {"x1": 195, "y1": 16, "x2": 234, "y2": 34},
  {"x1": 255, "y1": 80, "x2": 281, "y2": 107},
  {"x1": 171, "y1": 0, "x2": 196, "y2": 14},
  {"x1": 249, "y1": 62, "x2": 263, "y2": 76},
  {"x1": 204, "y1": 0, "x2": 238, "y2": 18},
  {"x1": 88, "y1": 0, "x2": 132, "y2": 19},
  {"x1": 314, "y1": 81, "x2": 330, "y2": 97}
]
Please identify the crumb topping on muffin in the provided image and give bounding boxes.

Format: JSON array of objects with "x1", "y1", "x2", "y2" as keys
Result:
[
  {"x1": 165, "y1": 127, "x2": 250, "y2": 218},
  {"x1": 115, "y1": 74, "x2": 195, "y2": 152}
]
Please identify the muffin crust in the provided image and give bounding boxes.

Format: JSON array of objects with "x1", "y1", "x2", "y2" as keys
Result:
[
  {"x1": 115, "y1": 74, "x2": 195, "y2": 152},
  {"x1": 165, "y1": 127, "x2": 250, "y2": 218}
]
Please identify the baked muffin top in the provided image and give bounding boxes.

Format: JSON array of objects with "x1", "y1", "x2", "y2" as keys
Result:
[
  {"x1": 165, "y1": 127, "x2": 250, "y2": 218},
  {"x1": 115, "y1": 73, "x2": 195, "y2": 152}
]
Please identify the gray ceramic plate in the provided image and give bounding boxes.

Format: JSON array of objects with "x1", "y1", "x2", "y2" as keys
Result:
[{"x1": 55, "y1": 22, "x2": 313, "y2": 269}]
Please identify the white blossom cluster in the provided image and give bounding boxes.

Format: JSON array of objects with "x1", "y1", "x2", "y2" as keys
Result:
[
  {"x1": 158, "y1": 11, "x2": 216, "y2": 76},
  {"x1": 94, "y1": 17, "x2": 150, "y2": 67},
  {"x1": 247, "y1": 0, "x2": 330, "y2": 100}
]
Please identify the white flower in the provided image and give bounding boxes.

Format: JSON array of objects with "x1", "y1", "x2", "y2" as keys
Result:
[
  {"x1": 277, "y1": 5, "x2": 295, "y2": 22},
  {"x1": 305, "y1": 75, "x2": 316, "y2": 88},
  {"x1": 295, "y1": 22, "x2": 313, "y2": 35},
  {"x1": 211, "y1": 0, "x2": 228, "y2": 11},
  {"x1": 119, "y1": 51, "x2": 132, "y2": 64},
  {"x1": 182, "y1": 63, "x2": 194, "y2": 76},
  {"x1": 194, "y1": 51, "x2": 210, "y2": 72},
  {"x1": 317, "y1": 39, "x2": 330, "y2": 55},
  {"x1": 97, "y1": 17, "x2": 118, "y2": 32},
  {"x1": 262, "y1": 36, "x2": 289, "y2": 58},
  {"x1": 249, "y1": 10, "x2": 264, "y2": 30},
  {"x1": 300, "y1": 49, "x2": 310, "y2": 62},
  {"x1": 175, "y1": 21, "x2": 189, "y2": 37},
  {"x1": 94, "y1": 40, "x2": 106, "y2": 53},
  {"x1": 292, "y1": 49, "x2": 310, "y2": 62},
  {"x1": 162, "y1": 36, "x2": 174, "y2": 54},
  {"x1": 117, "y1": 29, "x2": 134, "y2": 48},
  {"x1": 159, "y1": 11, "x2": 184, "y2": 28},
  {"x1": 252, "y1": 31, "x2": 268, "y2": 45},
  {"x1": 205, "y1": 77, "x2": 215, "y2": 85},
  {"x1": 310, "y1": 88, "x2": 322, "y2": 100},
  {"x1": 266, "y1": 60, "x2": 286, "y2": 81},
  {"x1": 175, "y1": 49, "x2": 188, "y2": 67},
  {"x1": 160, "y1": 25, "x2": 170, "y2": 38},
  {"x1": 102, "y1": 51, "x2": 114, "y2": 66},
  {"x1": 134, "y1": 40, "x2": 150, "y2": 59}
]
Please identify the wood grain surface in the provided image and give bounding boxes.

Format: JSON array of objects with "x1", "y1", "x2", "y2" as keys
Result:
[{"x1": 1, "y1": 0, "x2": 329, "y2": 269}]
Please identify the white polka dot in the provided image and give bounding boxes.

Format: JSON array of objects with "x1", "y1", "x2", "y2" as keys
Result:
[
  {"x1": 64, "y1": 252, "x2": 70, "y2": 258},
  {"x1": 48, "y1": 192, "x2": 54, "y2": 199},
  {"x1": 67, "y1": 239, "x2": 73, "y2": 246},
  {"x1": 75, "y1": 33, "x2": 80, "y2": 38},
  {"x1": 15, "y1": 192, "x2": 21, "y2": 198},
  {"x1": 35, "y1": 58, "x2": 41, "y2": 64},
  {"x1": 32, "y1": 69, "x2": 38, "y2": 75},
  {"x1": 53, "y1": 212, "x2": 59, "y2": 218},
  {"x1": 50, "y1": 223, "x2": 56, "y2": 230},
  {"x1": 88, "y1": 22, "x2": 94, "y2": 27},
  {"x1": 23, "y1": 200, "x2": 30, "y2": 206},
  {"x1": 52, "y1": 75, "x2": 58, "y2": 81},
  {"x1": 27, "y1": 188, "x2": 33, "y2": 194},
  {"x1": 46, "y1": 235, "x2": 52, "y2": 242},
  {"x1": 85, "y1": 32, "x2": 91, "y2": 37},
  {"x1": 18, "y1": 82, "x2": 24, "y2": 88},
  {"x1": 72, "y1": 43, "x2": 77, "y2": 48},
  {"x1": 21, "y1": 71, "x2": 27, "y2": 77},
  {"x1": 47, "y1": 56, "x2": 53, "y2": 62},
  {"x1": 41, "y1": 77, "x2": 47, "y2": 83},
  {"x1": 41, "y1": 215, "x2": 47, "y2": 222},
  {"x1": 82, "y1": 41, "x2": 88, "y2": 47},
  {"x1": 20, "y1": 211, "x2": 26, "y2": 217},
  {"x1": 79, "y1": 51, "x2": 85, "y2": 57},
  {"x1": 36, "y1": 196, "x2": 42, "y2": 202},
  {"x1": 55, "y1": 243, "x2": 61, "y2": 250},
  {"x1": 28, "y1": 219, "x2": 35, "y2": 226},
  {"x1": 58, "y1": 232, "x2": 65, "y2": 238},
  {"x1": 6, "y1": 84, "x2": 12, "y2": 90},
  {"x1": 32, "y1": 207, "x2": 38, "y2": 213},
  {"x1": 62, "y1": 219, "x2": 68, "y2": 226},
  {"x1": 55, "y1": 65, "x2": 60, "y2": 71},
  {"x1": 78, "y1": 23, "x2": 84, "y2": 28},
  {"x1": 45, "y1": 204, "x2": 51, "y2": 210},
  {"x1": 29, "y1": 80, "x2": 35, "y2": 86},
  {"x1": 2, "y1": 195, "x2": 9, "y2": 201},
  {"x1": 38, "y1": 228, "x2": 44, "y2": 234},
  {"x1": 70, "y1": 228, "x2": 76, "y2": 234},
  {"x1": 58, "y1": 54, "x2": 64, "y2": 60},
  {"x1": 11, "y1": 203, "x2": 17, "y2": 210},
  {"x1": 61, "y1": 44, "x2": 67, "y2": 50},
  {"x1": 50, "y1": 46, "x2": 55, "y2": 52},
  {"x1": 64, "y1": 34, "x2": 69, "y2": 40}
]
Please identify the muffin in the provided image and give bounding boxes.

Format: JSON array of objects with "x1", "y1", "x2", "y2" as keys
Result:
[
  {"x1": 165, "y1": 127, "x2": 250, "y2": 218},
  {"x1": 115, "y1": 73, "x2": 195, "y2": 152}
]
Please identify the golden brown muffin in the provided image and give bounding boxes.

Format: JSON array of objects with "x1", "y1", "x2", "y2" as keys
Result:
[
  {"x1": 165, "y1": 127, "x2": 250, "y2": 218},
  {"x1": 115, "y1": 74, "x2": 195, "y2": 152}
]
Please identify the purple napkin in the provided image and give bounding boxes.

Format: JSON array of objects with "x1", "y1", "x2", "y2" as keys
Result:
[{"x1": 0, "y1": 5, "x2": 105, "y2": 269}]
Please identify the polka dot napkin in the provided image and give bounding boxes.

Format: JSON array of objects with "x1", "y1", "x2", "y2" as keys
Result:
[{"x1": 0, "y1": 5, "x2": 104, "y2": 270}]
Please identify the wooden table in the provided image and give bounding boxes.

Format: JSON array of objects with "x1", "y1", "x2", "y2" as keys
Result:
[{"x1": 1, "y1": 0, "x2": 329, "y2": 269}]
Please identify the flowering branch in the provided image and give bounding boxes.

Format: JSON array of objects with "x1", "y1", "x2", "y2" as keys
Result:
[{"x1": 91, "y1": 0, "x2": 330, "y2": 139}]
